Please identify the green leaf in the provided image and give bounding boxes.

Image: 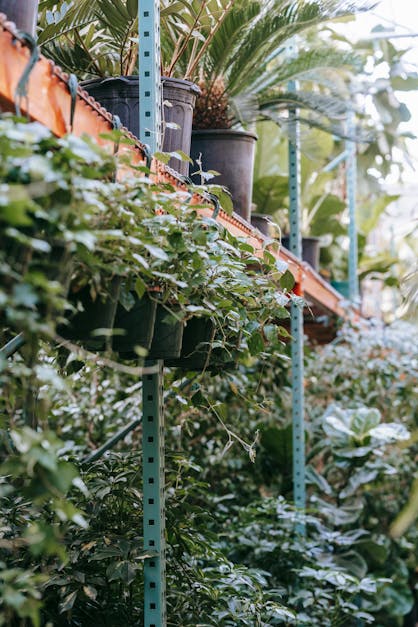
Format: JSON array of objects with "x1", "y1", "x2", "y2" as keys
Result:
[
  {"x1": 279, "y1": 269, "x2": 295, "y2": 291},
  {"x1": 106, "y1": 561, "x2": 137, "y2": 585},
  {"x1": 59, "y1": 590, "x2": 78, "y2": 613}
]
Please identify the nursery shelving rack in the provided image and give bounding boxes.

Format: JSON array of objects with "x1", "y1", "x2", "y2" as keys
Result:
[{"x1": 0, "y1": 6, "x2": 361, "y2": 625}]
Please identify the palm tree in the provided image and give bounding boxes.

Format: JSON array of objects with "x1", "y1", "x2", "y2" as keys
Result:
[
  {"x1": 38, "y1": 0, "x2": 374, "y2": 132},
  {"x1": 186, "y1": 0, "x2": 373, "y2": 131}
]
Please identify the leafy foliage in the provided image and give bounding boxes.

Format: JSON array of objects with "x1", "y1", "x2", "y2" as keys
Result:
[{"x1": 1, "y1": 116, "x2": 417, "y2": 627}]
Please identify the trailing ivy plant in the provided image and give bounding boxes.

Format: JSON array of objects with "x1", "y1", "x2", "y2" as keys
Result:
[{"x1": 0, "y1": 115, "x2": 293, "y2": 625}]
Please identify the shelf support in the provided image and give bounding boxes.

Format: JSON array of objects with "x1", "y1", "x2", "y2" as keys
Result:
[
  {"x1": 142, "y1": 361, "x2": 166, "y2": 627},
  {"x1": 139, "y1": 1, "x2": 165, "y2": 625},
  {"x1": 346, "y1": 111, "x2": 359, "y2": 303},
  {"x1": 139, "y1": 0, "x2": 162, "y2": 154},
  {"x1": 288, "y1": 75, "x2": 306, "y2": 524}
]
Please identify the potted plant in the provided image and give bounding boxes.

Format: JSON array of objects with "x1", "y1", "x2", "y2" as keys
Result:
[
  {"x1": 37, "y1": 0, "x2": 233, "y2": 175},
  {"x1": 185, "y1": 0, "x2": 370, "y2": 221},
  {"x1": 0, "y1": 0, "x2": 39, "y2": 36}
]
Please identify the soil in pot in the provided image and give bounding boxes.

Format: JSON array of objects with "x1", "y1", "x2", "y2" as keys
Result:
[
  {"x1": 0, "y1": 0, "x2": 39, "y2": 35},
  {"x1": 281, "y1": 236, "x2": 320, "y2": 271},
  {"x1": 190, "y1": 129, "x2": 257, "y2": 222},
  {"x1": 81, "y1": 76, "x2": 200, "y2": 176}
]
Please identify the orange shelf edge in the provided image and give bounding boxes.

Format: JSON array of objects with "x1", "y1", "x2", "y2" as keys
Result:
[{"x1": 0, "y1": 17, "x2": 359, "y2": 322}]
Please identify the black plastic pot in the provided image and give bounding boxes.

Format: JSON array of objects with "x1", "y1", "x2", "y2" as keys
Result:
[
  {"x1": 190, "y1": 129, "x2": 257, "y2": 222},
  {"x1": 166, "y1": 317, "x2": 240, "y2": 372},
  {"x1": 60, "y1": 277, "x2": 121, "y2": 351},
  {"x1": 113, "y1": 293, "x2": 157, "y2": 356},
  {"x1": 281, "y1": 236, "x2": 321, "y2": 271},
  {"x1": 82, "y1": 76, "x2": 200, "y2": 176},
  {"x1": 148, "y1": 305, "x2": 184, "y2": 360},
  {"x1": 250, "y1": 214, "x2": 280, "y2": 238},
  {"x1": 0, "y1": 0, "x2": 39, "y2": 35}
]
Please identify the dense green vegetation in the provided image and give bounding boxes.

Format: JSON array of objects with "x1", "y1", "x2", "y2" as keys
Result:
[{"x1": 0, "y1": 117, "x2": 417, "y2": 626}]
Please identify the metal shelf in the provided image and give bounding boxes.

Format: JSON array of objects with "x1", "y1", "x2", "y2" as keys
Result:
[{"x1": 0, "y1": 16, "x2": 359, "y2": 322}]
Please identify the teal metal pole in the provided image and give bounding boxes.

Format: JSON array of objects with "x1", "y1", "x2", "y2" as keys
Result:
[
  {"x1": 346, "y1": 111, "x2": 359, "y2": 303},
  {"x1": 139, "y1": 0, "x2": 161, "y2": 154},
  {"x1": 142, "y1": 362, "x2": 166, "y2": 627},
  {"x1": 139, "y1": 2, "x2": 165, "y2": 625},
  {"x1": 288, "y1": 77, "x2": 306, "y2": 518}
]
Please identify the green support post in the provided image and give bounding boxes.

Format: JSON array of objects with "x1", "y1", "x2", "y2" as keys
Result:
[
  {"x1": 346, "y1": 110, "x2": 359, "y2": 304},
  {"x1": 138, "y1": 1, "x2": 165, "y2": 625},
  {"x1": 139, "y1": 0, "x2": 161, "y2": 154},
  {"x1": 288, "y1": 78, "x2": 306, "y2": 519},
  {"x1": 142, "y1": 361, "x2": 166, "y2": 627}
]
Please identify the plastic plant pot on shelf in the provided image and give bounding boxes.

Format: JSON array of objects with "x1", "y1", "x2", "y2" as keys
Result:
[
  {"x1": 82, "y1": 76, "x2": 200, "y2": 176},
  {"x1": 113, "y1": 297, "x2": 184, "y2": 361},
  {"x1": 59, "y1": 277, "x2": 122, "y2": 351},
  {"x1": 281, "y1": 235, "x2": 321, "y2": 271},
  {"x1": 0, "y1": 0, "x2": 39, "y2": 36},
  {"x1": 190, "y1": 129, "x2": 257, "y2": 223},
  {"x1": 166, "y1": 317, "x2": 241, "y2": 372}
]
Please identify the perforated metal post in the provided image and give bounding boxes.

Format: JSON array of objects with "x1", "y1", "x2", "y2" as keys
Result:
[
  {"x1": 346, "y1": 111, "x2": 359, "y2": 303},
  {"x1": 139, "y1": 2, "x2": 165, "y2": 625},
  {"x1": 288, "y1": 77, "x2": 306, "y2": 519},
  {"x1": 139, "y1": 0, "x2": 162, "y2": 154},
  {"x1": 142, "y1": 362, "x2": 166, "y2": 627}
]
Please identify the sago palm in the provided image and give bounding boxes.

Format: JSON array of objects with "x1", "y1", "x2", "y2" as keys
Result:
[{"x1": 38, "y1": 0, "x2": 374, "y2": 133}]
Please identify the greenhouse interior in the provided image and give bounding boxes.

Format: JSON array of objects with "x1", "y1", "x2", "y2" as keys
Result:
[{"x1": 0, "y1": 0, "x2": 417, "y2": 625}]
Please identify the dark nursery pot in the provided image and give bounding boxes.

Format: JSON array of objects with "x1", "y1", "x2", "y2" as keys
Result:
[
  {"x1": 166, "y1": 317, "x2": 240, "y2": 372},
  {"x1": 281, "y1": 236, "x2": 320, "y2": 271},
  {"x1": 190, "y1": 129, "x2": 257, "y2": 223},
  {"x1": 0, "y1": 0, "x2": 39, "y2": 35},
  {"x1": 113, "y1": 293, "x2": 157, "y2": 357},
  {"x1": 59, "y1": 277, "x2": 121, "y2": 351},
  {"x1": 165, "y1": 317, "x2": 215, "y2": 370},
  {"x1": 114, "y1": 299, "x2": 183, "y2": 361},
  {"x1": 250, "y1": 214, "x2": 280, "y2": 238},
  {"x1": 147, "y1": 305, "x2": 184, "y2": 360},
  {"x1": 82, "y1": 76, "x2": 200, "y2": 176}
]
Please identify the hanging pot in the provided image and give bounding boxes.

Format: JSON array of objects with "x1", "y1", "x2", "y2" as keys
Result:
[
  {"x1": 190, "y1": 129, "x2": 257, "y2": 222},
  {"x1": 59, "y1": 277, "x2": 121, "y2": 351},
  {"x1": 166, "y1": 317, "x2": 241, "y2": 372},
  {"x1": 81, "y1": 76, "x2": 200, "y2": 176},
  {"x1": 113, "y1": 293, "x2": 157, "y2": 357},
  {"x1": 147, "y1": 305, "x2": 184, "y2": 360},
  {"x1": 113, "y1": 297, "x2": 184, "y2": 361},
  {"x1": 0, "y1": 0, "x2": 39, "y2": 35},
  {"x1": 281, "y1": 236, "x2": 321, "y2": 271}
]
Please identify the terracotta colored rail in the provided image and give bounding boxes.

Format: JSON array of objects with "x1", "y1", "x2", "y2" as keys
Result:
[{"x1": 0, "y1": 16, "x2": 358, "y2": 320}]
